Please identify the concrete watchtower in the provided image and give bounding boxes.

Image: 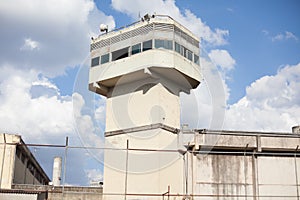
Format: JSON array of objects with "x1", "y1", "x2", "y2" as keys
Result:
[{"x1": 89, "y1": 15, "x2": 201, "y2": 199}]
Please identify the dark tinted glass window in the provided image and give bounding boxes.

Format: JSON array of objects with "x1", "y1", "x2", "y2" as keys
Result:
[
  {"x1": 194, "y1": 54, "x2": 199, "y2": 65},
  {"x1": 91, "y1": 57, "x2": 99, "y2": 67},
  {"x1": 101, "y1": 54, "x2": 109, "y2": 64},
  {"x1": 175, "y1": 42, "x2": 181, "y2": 54},
  {"x1": 112, "y1": 47, "x2": 129, "y2": 61},
  {"x1": 143, "y1": 40, "x2": 152, "y2": 51},
  {"x1": 186, "y1": 49, "x2": 193, "y2": 61},
  {"x1": 131, "y1": 43, "x2": 141, "y2": 55}
]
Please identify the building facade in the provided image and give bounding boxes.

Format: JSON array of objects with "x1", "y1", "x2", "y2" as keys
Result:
[{"x1": 184, "y1": 128, "x2": 300, "y2": 199}]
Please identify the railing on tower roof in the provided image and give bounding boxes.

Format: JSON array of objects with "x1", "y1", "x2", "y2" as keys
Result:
[{"x1": 91, "y1": 14, "x2": 199, "y2": 51}]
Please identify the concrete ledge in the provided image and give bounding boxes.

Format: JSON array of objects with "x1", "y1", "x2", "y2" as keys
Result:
[{"x1": 193, "y1": 129, "x2": 300, "y2": 152}]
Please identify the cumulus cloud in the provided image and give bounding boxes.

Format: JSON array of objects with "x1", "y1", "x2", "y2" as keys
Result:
[
  {"x1": 208, "y1": 49, "x2": 236, "y2": 71},
  {"x1": 0, "y1": 0, "x2": 115, "y2": 77},
  {"x1": 111, "y1": 0, "x2": 229, "y2": 46},
  {"x1": 224, "y1": 63, "x2": 300, "y2": 132},
  {"x1": 0, "y1": 66, "x2": 74, "y2": 143}
]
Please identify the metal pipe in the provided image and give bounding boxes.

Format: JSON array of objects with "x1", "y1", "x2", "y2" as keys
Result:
[
  {"x1": 244, "y1": 144, "x2": 249, "y2": 200},
  {"x1": 62, "y1": 136, "x2": 69, "y2": 200},
  {"x1": 295, "y1": 145, "x2": 299, "y2": 200},
  {"x1": 3, "y1": 142, "x2": 300, "y2": 157},
  {"x1": 124, "y1": 140, "x2": 129, "y2": 200}
]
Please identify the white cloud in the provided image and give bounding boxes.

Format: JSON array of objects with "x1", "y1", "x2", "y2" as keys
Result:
[
  {"x1": 181, "y1": 56, "x2": 228, "y2": 130},
  {"x1": 262, "y1": 30, "x2": 269, "y2": 35},
  {"x1": 227, "y1": 8, "x2": 234, "y2": 12},
  {"x1": 72, "y1": 92, "x2": 105, "y2": 163},
  {"x1": 0, "y1": 0, "x2": 115, "y2": 77},
  {"x1": 20, "y1": 38, "x2": 40, "y2": 51},
  {"x1": 285, "y1": 31, "x2": 298, "y2": 41},
  {"x1": 208, "y1": 49, "x2": 236, "y2": 71},
  {"x1": 272, "y1": 34, "x2": 284, "y2": 41},
  {"x1": 94, "y1": 97, "x2": 106, "y2": 128},
  {"x1": 85, "y1": 169, "x2": 103, "y2": 183},
  {"x1": 271, "y1": 31, "x2": 298, "y2": 42},
  {"x1": 0, "y1": 66, "x2": 74, "y2": 143},
  {"x1": 88, "y1": 6, "x2": 116, "y2": 38},
  {"x1": 111, "y1": 0, "x2": 229, "y2": 46},
  {"x1": 224, "y1": 63, "x2": 300, "y2": 132},
  {"x1": 32, "y1": 78, "x2": 59, "y2": 91},
  {"x1": 0, "y1": 64, "x2": 105, "y2": 145}
]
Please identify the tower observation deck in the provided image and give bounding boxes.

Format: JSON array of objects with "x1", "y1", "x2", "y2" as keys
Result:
[
  {"x1": 89, "y1": 15, "x2": 201, "y2": 200},
  {"x1": 89, "y1": 15, "x2": 201, "y2": 97}
]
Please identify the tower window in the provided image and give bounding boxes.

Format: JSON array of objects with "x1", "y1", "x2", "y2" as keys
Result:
[
  {"x1": 91, "y1": 57, "x2": 100, "y2": 67},
  {"x1": 101, "y1": 53, "x2": 110, "y2": 64},
  {"x1": 175, "y1": 42, "x2": 181, "y2": 54},
  {"x1": 194, "y1": 54, "x2": 199, "y2": 65},
  {"x1": 155, "y1": 39, "x2": 173, "y2": 50},
  {"x1": 142, "y1": 40, "x2": 152, "y2": 51},
  {"x1": 131, "y1": 43, "x2": 141, "y2": 55},
  {"x1": 186, "y1": 49, "x2": 193, "y2": 61},
  {"x1": 112, "y1": 47, "x2": 129, "y2": 61}
]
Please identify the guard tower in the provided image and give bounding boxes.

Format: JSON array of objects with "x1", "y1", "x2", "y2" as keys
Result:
[{"x1": 89, "y1": 15, "x2": 201, "y2": 199}]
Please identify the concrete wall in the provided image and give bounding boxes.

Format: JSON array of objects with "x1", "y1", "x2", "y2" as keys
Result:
[
  {"x1": 258, "y1": 156, "x2": 298, "y2": 199},
  {"x1": 194, "y1": 154, "x2": 255, "y2": 199},
  {"x1": 190, "y1": 130, "x2": 300, "y2": 199},
  {"x1": 0, "y1": 193, "x2": 38, "y2": 200},
  {"x1": 103, "y1": 80, "x2": 185, "y2": 199},
  {"x1": 105, "y1": 83, "x2": 181, "y2": 132},
  {"x1": 192, "y1": 154, "x2": 300, "y2": 199},
  {"x1": 14, "y1": 155, "x2": 42, "y2": 185},
  {"x1": 47, "y1": 186, "x2": 103, "y2": 200},
  {"x1": 103, "y1": 128, "x2": 184, "y2": 200},
  {"x1": 12, "y1": 185, "x2": 103, "y2": 200},
  {"x1": 13, "y1": 155, "x2": 27, "y2": 184},
  {"x1": 0, "y1": 134, "x2": 19, "y2": 189}
]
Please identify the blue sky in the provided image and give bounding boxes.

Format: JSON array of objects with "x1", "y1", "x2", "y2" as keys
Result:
[{"x1": 0, "y1": 0, "x2": 299, "y2": 186}]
